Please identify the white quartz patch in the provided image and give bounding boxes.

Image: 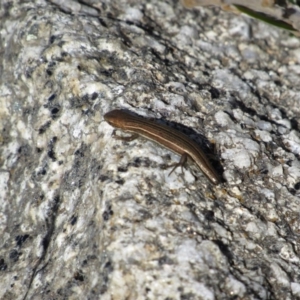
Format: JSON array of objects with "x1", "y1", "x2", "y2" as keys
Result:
[
  {"x1": 123, "y1": 7, "x2": 143, "y2": 21},
  {"x1": 217, "y1": 131, "x2": 260, "y2": 170},
  {"x1": 212, "y1": 69, "x2": 250, "y2": 97},
  {"x1": 283, "y1": 131, "x2": 300, "y2": 154}
]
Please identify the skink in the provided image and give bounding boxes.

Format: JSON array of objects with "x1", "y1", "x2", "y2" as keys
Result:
[{"x1": 104, "y1": 109, "x2": 221, "y2": 185}]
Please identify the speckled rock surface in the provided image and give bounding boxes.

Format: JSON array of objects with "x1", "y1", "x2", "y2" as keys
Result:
[{"x1": 1, "y1": 0, "x2": 300, "y2": 299}]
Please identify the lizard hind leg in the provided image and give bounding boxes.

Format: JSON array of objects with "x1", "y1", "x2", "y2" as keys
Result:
[{"x1": 168, "y1": 153, "x2": 188, "y2": 176}]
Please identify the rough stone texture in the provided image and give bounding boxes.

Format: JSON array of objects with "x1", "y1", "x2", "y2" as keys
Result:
[{"x1": 1, "y1": 0, "x2": 300, "y2": 299}]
